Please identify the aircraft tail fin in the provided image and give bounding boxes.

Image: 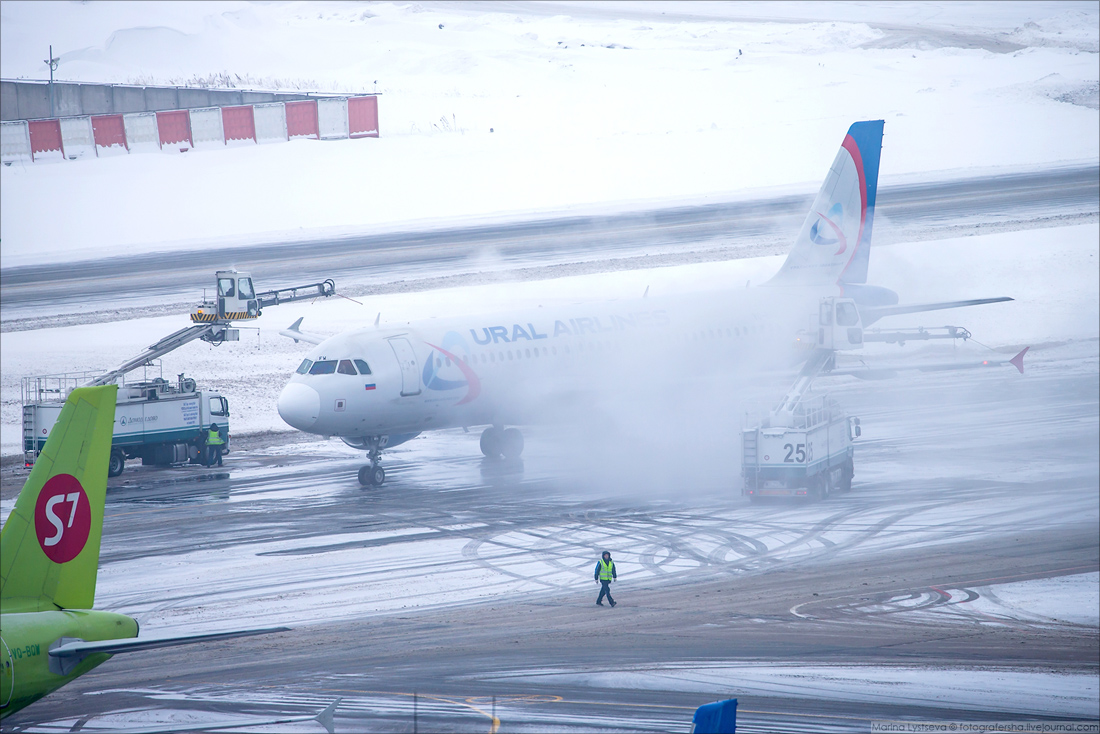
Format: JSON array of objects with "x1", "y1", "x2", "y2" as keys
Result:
[
  {"x1": 769, "y1": 120, "x2": 884, "y2": 287},
  {"x1": 0, "y1": 385, "x2": 118, "y2": 612}
]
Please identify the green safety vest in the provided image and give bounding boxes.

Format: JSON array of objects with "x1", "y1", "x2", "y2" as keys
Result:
[
  {"x1": 599, "y1": 559, "x2": 615, "y2": 581},
  {"x1": 207, "y1": 428, "x2": 225, "y2": 446}
]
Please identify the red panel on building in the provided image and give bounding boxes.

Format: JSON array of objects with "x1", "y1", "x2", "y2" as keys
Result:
[
  {"x1": 29, "y1": 119, "x2": 64, "y2": 158},
  {"x1": 157, "y1": 110, "x2": 192, "y2": 147},
  {"x1": 91, "y1": 114, "x2": 127, "y2": 149},
  {"x1": 285, "y1": 100, "x2": 319, "y2": 139},
  {"x1": 221, "y1": 105, "x2": 256, "y2": 142},
  {"x1": 348, "y1": 96, "x2": 379, "y2": 138}
]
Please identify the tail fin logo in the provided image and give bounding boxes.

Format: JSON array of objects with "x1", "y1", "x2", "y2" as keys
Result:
[
  {"x1": 34, "y1": 474, "x2": 91, "y2": 564},
  {"x1": 809, "y1": 203, "x2": 848, "y2": 255}
]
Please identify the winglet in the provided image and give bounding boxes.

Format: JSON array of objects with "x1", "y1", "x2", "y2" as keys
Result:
[
  {"x1": 280, "y1": 318, "x2": 325, "y2": 346},
  {"x1": 316, "y1": 698, "x2": 341, "y2": 734},
  {"x1": 1009, "y1": 346, "x2": 1029, "y2": 374}
]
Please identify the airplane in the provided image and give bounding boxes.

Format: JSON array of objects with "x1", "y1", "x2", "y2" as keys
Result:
[
  {"x1": 277, "y1": 120, "x2": 1020, "y2": 487},
  {"x1": 0, "y1": 384, "x2": 287, "y2": 719}
]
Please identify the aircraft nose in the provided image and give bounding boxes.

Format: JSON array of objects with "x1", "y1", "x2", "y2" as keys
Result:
[{"x1": 278, "y1": 382, "x2": 320, "y2": 431}]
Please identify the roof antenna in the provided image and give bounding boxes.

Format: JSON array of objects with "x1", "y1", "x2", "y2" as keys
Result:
[
  {"x1": 643, "y1": 285, "x2": 649, "y2": 299},
  {"x1": 374, "y1": 313, "x2": 381, "y2": 326}
]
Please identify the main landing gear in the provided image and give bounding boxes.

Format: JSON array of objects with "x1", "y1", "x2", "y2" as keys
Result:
[
  {"x1": 480, "y1": 425, "x2": 524, "y2": 459},
  {"x1": 356, "y1": 438, "x2": 386, "y2": 487}
]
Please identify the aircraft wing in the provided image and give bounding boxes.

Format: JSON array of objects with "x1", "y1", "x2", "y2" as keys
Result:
[
  {"x1": 860, "y1": 297, "x2": 1013, "y2": 325},
  {"x1": 827, "y1": 347, "x2": 1028, "y2": 379},
  {"x1": 48, "y1": 626, "x2": 289, "y2": 659},
  {"x1": 280, "y1": 317, "x2": 325, "y2": 345}
]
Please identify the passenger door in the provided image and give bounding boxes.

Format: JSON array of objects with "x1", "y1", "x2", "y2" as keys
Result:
[{"x1": 387, "y1": 337, "x2": 421, "y2": 396}]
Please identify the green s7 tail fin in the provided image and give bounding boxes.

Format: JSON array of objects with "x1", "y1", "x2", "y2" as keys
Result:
[{"x1": 1, "y1": 385, "x2": 118, "y2": 612}]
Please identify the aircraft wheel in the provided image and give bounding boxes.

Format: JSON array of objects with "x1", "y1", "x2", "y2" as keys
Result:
[
  {"x1": 357, "y1": 466, "x2": 374, "y2": 487},
  {"x1": 108, "y1": 448, "x2": 126, "y2": 478},
  {"x1": 480, "y1": 427, "x2": 502, "y2": 458},
  {"x1": 501, "y1": 428, "x2": 524, "y2": 459},
  {"x1": 370, "y1": 465, "x2": 386, "y2": 486}
]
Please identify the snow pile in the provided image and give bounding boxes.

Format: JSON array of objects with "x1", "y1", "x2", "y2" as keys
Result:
[{"x1": 1, "y1": 1, "x2": 1097, "y2": 266}]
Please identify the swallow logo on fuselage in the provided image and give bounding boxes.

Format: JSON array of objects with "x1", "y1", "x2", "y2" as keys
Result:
[
  {"x1": 423, "y1": 331, "x2": 482, "y2": 405},
  {"x1": 809, "y1": 202, "x2": 847, "y2": 255}
]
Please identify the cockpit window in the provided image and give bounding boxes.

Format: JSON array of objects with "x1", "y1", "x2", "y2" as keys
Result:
[
  {"x1": 354, "y1": 359, "x2": 372, "y2": 375},
  {"x1": 337, "y1": 359, "x2": 357, "y2": 375},
  {"x1": 309, "y1": 360, "x2": 337, "y2": 375},
  {"x1": 296, "y1": 359, "x2": 313, "y2": 374}
]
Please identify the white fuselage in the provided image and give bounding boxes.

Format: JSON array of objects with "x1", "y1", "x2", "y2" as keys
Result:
[{"x1": 277, "y1": 284, "x2": 833, "y2": 442}]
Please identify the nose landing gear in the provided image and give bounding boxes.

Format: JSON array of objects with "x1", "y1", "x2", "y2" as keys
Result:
[{"x1": 356, "y1": 438, "x2": 386, "y2": 487}]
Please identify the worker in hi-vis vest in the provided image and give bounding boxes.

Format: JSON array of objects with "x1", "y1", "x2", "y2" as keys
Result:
[
  {"x1": 594, "y1": 550, "x2": 617, "y2": 607},
  {"x1": 206, "y1": 423, "x2": 225, "y2": 467}
]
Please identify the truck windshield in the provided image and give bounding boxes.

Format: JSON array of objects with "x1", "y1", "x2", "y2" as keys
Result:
[
  {"x1": 309, "y1": 361, "x2": 338, "y2": 375},
  {"x1": 218, "y1": 278, "x2": 235, "y2": 297},
  {"x1": 836, "y1": 301, "x2": 859, "y2": 326},
  {"x1": 296, "y1": 359, "x2": 313, "y2": 374},
  {"x1": 238, "y1": 278, "x2": 255, "y2": 299}
]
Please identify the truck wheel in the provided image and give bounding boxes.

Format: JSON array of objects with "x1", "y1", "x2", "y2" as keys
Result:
[
  {"x1": 108, "y1": 448, "x2": 126, "y2": 478},
  {"x1": 840, "y1": 459, "x2": 854, "y2": 492}
]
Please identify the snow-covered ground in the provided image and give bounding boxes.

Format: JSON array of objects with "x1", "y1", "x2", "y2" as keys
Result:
[
  {"x1": 1, "y1": 1, "x2": 1097, "y2": 266},
  {"x1": 478, "y1": 654, "x2": 1100, "y2": 718}
]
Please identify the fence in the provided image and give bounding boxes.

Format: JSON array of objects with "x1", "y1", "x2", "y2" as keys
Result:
[
  {"x1": 1, "y1": 79, "x2": 367, "y2": 121},
  {"x1": 1, "y1": 95, "x2": 379, "y2": 163}
]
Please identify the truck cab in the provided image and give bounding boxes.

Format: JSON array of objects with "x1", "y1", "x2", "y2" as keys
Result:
[
  {"x1": 191, "y1": 270, "x2": 259, "y2": 323},
  {"x1": 810, "y1": 297, "x2": 864, "y2": 351}
]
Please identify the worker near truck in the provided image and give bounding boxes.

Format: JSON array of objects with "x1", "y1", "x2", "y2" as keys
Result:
[
  {"x1": 205, "y1": 423, "x2": 225, "y2": 467},
  {"x1": 594, "y1": 551, "x2": 617, "y2": 607}
]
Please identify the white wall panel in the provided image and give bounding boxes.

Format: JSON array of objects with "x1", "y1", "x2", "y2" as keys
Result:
[
  {"x1": 317, "y1": 97, "x2": 349, "y2": 140},
  {"x1": 253, "y1": 103, "x2": 287, "y2": 143},
  {"x1": 189, "y1": 107, "x2": 224, "y2": 148},
  {"x1": 59, "y1": 116, "x2": 96, "y2": 160},
  {"x1": 122, "y1": 112, "x2": 160, "y2": 152},
  {"x1": 0, "y1": 120, "x2": 32, "y2": 162}
]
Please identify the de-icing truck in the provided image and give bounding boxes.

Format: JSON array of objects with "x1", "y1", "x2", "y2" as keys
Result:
[
  {"x1": 21, "y1": 270, "x2": 335, "y2": 477},
  {"x1": 23, "y1": 372, "x2": 229, "y2": 477}
]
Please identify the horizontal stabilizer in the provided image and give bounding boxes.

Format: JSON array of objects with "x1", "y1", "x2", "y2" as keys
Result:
[
  {"x1": 49, "y1": 626, "x2": 289, "y2": 659},
  {"x1": 280, "y1": 317, "x2": 325, "y2": 345},
  {"x1": 860, "y1": 297, "x2": 1013, "y2": 325}
]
